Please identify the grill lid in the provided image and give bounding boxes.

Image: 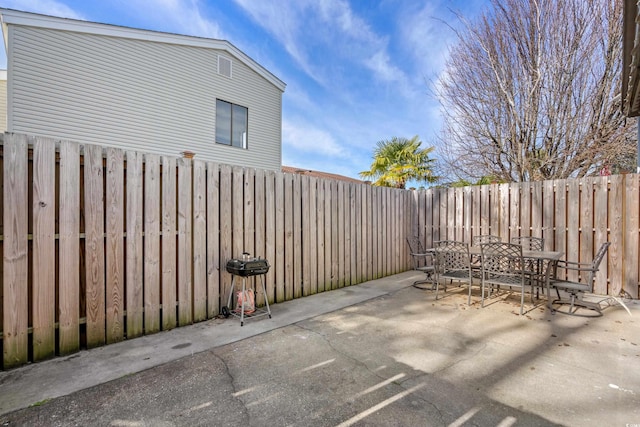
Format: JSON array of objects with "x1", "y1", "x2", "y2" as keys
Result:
[{"x1": 226, "y1": 256, "x2": 270, "y2": 276}]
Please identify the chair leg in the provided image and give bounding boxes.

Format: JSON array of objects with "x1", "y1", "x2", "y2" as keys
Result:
[
  {"x1": 413, "y1": 271, "x2": 436, "y2": 290},
  {"x1": 527, "y1": 278, "x2": 536, "y2": 304},
  {"x1": 552, "y1": 290, "x2": 603, "y2": 316}
]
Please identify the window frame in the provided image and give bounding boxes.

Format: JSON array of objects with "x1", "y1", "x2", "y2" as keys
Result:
[{"x1": 215, "y1": 99, "x2": 248, "y2": 149}]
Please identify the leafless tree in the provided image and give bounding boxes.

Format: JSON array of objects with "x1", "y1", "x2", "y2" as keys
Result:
[{"x1": 436, "y1": 0, "x2": 636, "y2": 182}]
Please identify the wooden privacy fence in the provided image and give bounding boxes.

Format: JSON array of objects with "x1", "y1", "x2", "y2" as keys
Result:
[
  {"x1": 412, "y1": 177, "x2": 640, "y2": 299},
  {"x1": 1, "y1": 133, "x2": 413, "y2": 369},
  {"x1": 2, "y1": 132, "x2": 639, "y2": 370}
]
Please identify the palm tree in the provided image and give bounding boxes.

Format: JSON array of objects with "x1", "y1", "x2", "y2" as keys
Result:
[{"x1": 359, "y1": 136, "x2": 438, "y2": 189}]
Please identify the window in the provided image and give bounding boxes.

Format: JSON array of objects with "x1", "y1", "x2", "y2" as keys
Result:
[{"x1": 216, "y1": 99, "x2": 248, "y2": 148}]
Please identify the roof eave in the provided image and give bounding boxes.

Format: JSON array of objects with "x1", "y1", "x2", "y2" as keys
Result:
[{"x1": 0, "y1": 8, "x2": 286, "y2": 92}]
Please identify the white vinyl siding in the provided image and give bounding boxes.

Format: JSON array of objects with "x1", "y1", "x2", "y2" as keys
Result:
[
  {"x1": 7, "y1": 25, "x2": 282, "y2": 170},
  {"x1": 0, "y1": 72, "x2": 6, "y2": 131}
]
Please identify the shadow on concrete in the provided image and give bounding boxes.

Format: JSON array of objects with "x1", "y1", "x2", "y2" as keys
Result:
[{"x1": 0, "y1": 271, "x2": 638, "y2": 426}]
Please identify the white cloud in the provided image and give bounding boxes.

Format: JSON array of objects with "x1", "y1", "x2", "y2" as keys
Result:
[
  {"x1": 123, "y1": 0, "x2": 223, "y2": 39},
  {"x1": 0, "y1": 0, "x2": 85, "y2": 19},
  {"x1": 231, "y1": 1, "x2": 315, "y2": 78},
  {"x1": 316, "y1": 0, "x2": 376, "y2": 43},
  {"x1": 401, "y1": 3, "x2": 447, "y2": 71},
  {"x1": 282, "y1": 119, "x2": 346, "y2": 157},
  {"x1": 283, "y1": 82, "x2": 318, "y2": 113},
  {"x1": 166, "y1": 0, "x2": 223, "y2": 39},
  {"x1": 399, "y1": 1, "x2": 488, "y2": 90},
  {"x1": 233, "y1": 0, "x2": 410, "y2": 94},
  {"x1": 365, "y1": 50, "x2": 404, "y2": 85},
  {"x1": 1, "y1": 0, "x2": 223, "y2": 38}
]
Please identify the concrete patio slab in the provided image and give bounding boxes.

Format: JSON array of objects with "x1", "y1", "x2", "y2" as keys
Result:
[{"x1": 0, "y1": 271, "x2": 638, "y2": 426}]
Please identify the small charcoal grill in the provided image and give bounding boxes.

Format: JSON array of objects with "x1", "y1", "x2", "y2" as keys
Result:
[
  {"x1": 223, "y1": 252, "x2": 272, "y2": 326},
  {"x1": 226, "y1": 256, "x2": 270, "y2": 277}
]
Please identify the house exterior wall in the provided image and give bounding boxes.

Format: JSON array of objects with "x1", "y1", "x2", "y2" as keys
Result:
[
  {"x1": 4, "y1": 14, "x2": 283, "y2": 170},
  {"x1": 0, "y1": 70, "x2": 6, "y2": 131}
]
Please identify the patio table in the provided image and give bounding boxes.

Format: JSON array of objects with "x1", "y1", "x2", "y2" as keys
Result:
[
  {"x1": 469, "y1": 246, "x2": 562, "y2": 259},
  {"x1": 469, "y1": 246, "x2": 564, "y2": 299},
  {"x1": 469, "y1": 246, "x2": 563, "y2": 264}
]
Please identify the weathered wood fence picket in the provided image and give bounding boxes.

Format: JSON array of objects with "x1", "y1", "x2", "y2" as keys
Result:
[
  {"x1": 0, "y1": 133, "x2": 412, "y2": 369},
  {"x1": 1, "y1": 133, "x2": 639, "y2": 369},
  {"x1": 411, "y1": 177, "x2": 640, "y2": 299}
]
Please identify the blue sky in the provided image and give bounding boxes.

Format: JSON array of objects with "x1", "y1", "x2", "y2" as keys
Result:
[{"x1": 0, "y1": 0, "x2": 487, "y2": 182}]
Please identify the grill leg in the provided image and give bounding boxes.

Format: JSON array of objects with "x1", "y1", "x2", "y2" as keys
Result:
[
  {"x1": 260, "y1": 275, "x2": 272, "y2": 318},
  {"x1": 227, "y1": 276, "x2": 235, "y2": 311},
  {"x1": 240, "y1": 277, "x2": 246, "y2": 326}
]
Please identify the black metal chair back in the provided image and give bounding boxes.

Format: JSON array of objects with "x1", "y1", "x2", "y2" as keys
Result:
[
  {"x1": 406, "y1": 236, "x2": 427, "y2": 261},
  {"x1": 480, "y1": 242, "x2": 528, "y2": 315},
  {"x1": 472, "y1": 234, "x2": 501, "y2": 246},
  {"x1": 406, "y1": 236, "x2": 435, "y2": 288},
  {"x1": 433, "y1": 240, "x2": 475, "y2": 304}
]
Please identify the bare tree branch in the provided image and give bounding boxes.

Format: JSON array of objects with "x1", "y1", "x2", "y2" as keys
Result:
[{"x1": 435, "y1": 0, "x2": 636, "y2": 182}]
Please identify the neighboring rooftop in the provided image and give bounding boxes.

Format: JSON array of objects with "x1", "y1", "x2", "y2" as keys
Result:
[{"x1": 282, "y1": 166, "x2": 365, "y2": 184}]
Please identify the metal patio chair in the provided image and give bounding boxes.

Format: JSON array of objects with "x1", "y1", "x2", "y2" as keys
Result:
[
  {"x1": 511, "y1": 236, "x2": 545, "y2": 297},
  {"x1": 480, "y1": 242, "x2": 529, "y2": 315},
  {"x1": 406, "y1": 236, "x2": 435, "y2": 289},
  {"x1": 433, "y1": 240, "x2": 476, "y2": 304},
  {"x1": 472, "y1": 234, "x2": 502, "y2": 246},
  {"x1": 545, "y1": 242, "x2": 611, "y2": 316},
  {"x1": 470, "y1": 235, "x2": 502, "y2": 271}
]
